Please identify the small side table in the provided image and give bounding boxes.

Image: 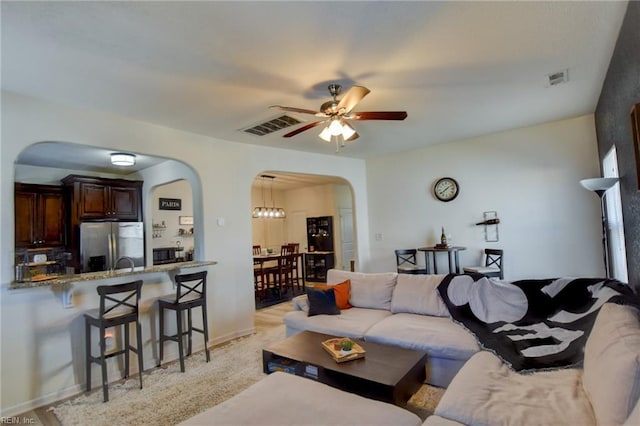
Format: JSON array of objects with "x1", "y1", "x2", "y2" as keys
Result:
[{"x1": 417, "y1": 246, "x2": 467, "y2": 274}]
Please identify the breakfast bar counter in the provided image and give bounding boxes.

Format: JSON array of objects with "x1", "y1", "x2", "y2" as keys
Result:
[{"x1": 9, "y1": 260, "x2": 217, "y2": 290}]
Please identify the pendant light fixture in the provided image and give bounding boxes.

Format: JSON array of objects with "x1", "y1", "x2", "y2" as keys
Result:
[{"x1": 252, "y1": 175, "x2": 286, "y2": 219}]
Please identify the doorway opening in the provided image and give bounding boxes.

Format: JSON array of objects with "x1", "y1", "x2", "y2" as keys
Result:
[
  {"x1": 151, "y1": 179, "x2": 195, "y2": 265},
  {"x1": 250, "y1": 171, "x2": 356, "y2": 309}
]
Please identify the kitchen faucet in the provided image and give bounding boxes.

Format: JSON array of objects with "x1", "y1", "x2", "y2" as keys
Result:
[{"x1": 112, "y1": 256, "x2": 135, "y2": 272}]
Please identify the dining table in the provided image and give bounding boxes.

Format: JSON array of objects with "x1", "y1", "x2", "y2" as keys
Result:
[{"x1": 417, "y1": 246, "x2": 467, "y2": 274}]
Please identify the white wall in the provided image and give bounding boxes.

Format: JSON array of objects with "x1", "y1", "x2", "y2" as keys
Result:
[
  {"x1": 366, "y1": 114, "x2": 604, "y2": 279},
  {"x1": 0, "y1": 92, "x2": 370, "y2": 415}
]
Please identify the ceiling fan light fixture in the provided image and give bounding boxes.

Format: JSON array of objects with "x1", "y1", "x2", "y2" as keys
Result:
[
  {"x1": 110, "y1": 152, "x2": 136, "y2": 166},
  {"x1": 341, "y1": 121, "x2": 356, "y2": 140},
  {"x1": 328, "y1": 119, "x2": 343, "y2": 136},
  {"x1": 319, "y1": 126, "x2": 332, "y2": 142}
]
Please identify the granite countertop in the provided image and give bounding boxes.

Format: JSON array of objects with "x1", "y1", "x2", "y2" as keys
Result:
[{"x1": 9, "y1": 260, "x2": 217, "y2": 290}]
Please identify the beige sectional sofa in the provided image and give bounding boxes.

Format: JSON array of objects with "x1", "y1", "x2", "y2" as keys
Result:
[
  {"x1": 426, "y1": 301, "x2": 640, "y2": 426},
  {"x1": 182, "y1": 270, "x2": 639, "y2": 425},
  {"x1": 284, "y1": 269, "x2": 480, "y2": 387}
]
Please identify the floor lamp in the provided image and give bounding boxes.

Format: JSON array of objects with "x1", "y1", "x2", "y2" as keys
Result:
[{"x1": 580, "y1": 177, "x2": 619, "y2": 278}]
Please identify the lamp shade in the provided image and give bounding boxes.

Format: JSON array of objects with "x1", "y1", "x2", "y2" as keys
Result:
[
  {"x1": 580, "y1": 177, "x2": 619, "y2": 194},
  {"x1": 111, "y1": 152, "x2": 136, "y2": 166}
]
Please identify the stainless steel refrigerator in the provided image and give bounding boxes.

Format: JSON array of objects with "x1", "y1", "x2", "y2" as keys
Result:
[{"x1": 80, "y1": 222, "x2": 144, "y2": 272}]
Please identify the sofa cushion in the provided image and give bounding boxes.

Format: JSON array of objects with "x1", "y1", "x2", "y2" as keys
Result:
[
  {"x1": 307, "y1": 287, "x2": 340, "y2": 316},
  {"x1": 364, "y1": 313, "x2": 479, "y2": 361},
  {"x1": 327, "y1": 269, "x2": 397, "y2": 310},
  {"x1": 422, "y1": 416, "x2": 464, "y2": 426},
  {"x1": 391, "y1": 274, "x2": 448, "y2": 317},
  {"x1": 435, "y1": 351, "x2": 596, "y2": 426},
  {"x1": 314, "y1": 279, "x2": 352, "y2": 309},
  {"x1": 284, "y1": 307, "x2": 392, "y2": 339},
  {"x1": 180, "y1": 372, "x2": 422, "y2": 426},
  {"x1": 291, "y1": 294, "x2": 310, "y2": 313},
  {"x1": 624, "y1": 395, "x2": 640, "y2": 426},
  {"x1": 583, "y1": 302, "x2": 640, "y2": 426}
]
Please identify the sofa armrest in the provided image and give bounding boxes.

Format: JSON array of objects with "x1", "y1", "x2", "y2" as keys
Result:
[{"x1": 291, "y1": 294, "x2": 309, "y2": 313}]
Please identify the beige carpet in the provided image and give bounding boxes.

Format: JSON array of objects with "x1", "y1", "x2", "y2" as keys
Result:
[{"x1": 51, "y1": 324, "x2": 444, "y2": 425}]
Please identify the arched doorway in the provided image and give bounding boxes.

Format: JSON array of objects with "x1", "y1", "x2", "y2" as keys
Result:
[{"x1": 250, "y1": 171, "x2": 356, "y2": 308}]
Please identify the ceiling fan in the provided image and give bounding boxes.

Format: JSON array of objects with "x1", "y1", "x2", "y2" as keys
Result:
[{"x1": 270, "y1": 84, "x2": 407, "y2": 152}]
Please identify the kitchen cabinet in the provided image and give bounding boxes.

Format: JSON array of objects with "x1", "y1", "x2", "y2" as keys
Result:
[
  {"x1": 62, "y1": 175, "x2": 143, "y2": 221},
  {"x1": 62, "y1": 175, "x2": 143, "y2": 272},
  {"x1": 15, "y1": 183, "x2": 66, "y2": 248}
]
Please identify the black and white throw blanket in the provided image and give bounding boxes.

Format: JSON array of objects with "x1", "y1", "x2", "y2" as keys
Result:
[{"x1": 437, "y1": 274, "x2": 636, "y2": 372}]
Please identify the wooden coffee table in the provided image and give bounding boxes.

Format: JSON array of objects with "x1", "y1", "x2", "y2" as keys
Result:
[{"x1": 262, "y1": 331, "x2": 427, "y2": 406}]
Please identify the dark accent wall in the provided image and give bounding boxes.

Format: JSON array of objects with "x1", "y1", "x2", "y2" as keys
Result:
[{"x1": 595, "y1": 1, "x2": 640, "y2": 292}]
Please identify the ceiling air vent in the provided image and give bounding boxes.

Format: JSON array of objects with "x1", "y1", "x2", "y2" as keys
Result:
[
  {"x1": 546, "y1": 69, "x2": 569, "y2": 87},
  {"x1": 243, "y1": 115, "x2": 302, "y2": 136}
]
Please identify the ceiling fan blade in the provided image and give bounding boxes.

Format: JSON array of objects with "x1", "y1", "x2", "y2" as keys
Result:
[
  {"x1": 270, "y1": 105, "x2": 325, "y2": 116},
  {"x1": 282, "y1": 120, "x2": 326, "y2": 138},
  {"x1": 336, "y1": 86, "x2": 370, "y2": 114},
  {"x1": 350, "y1": 111, "x2": 408, "y2": 120}
]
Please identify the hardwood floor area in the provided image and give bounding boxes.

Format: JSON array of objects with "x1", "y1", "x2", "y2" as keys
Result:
[{"x1": 17, "y1": 301, "x2": 293, "y2": 426}]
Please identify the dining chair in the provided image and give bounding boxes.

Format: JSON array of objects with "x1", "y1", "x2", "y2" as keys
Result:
[
  {"x1": 463, "y1": 248, "x2": 504, "y2": 279},
  {"x1": 394, "y1": 249, "x2": 427, "y2": 274},
  {"x1": 85, "y1": 280, "x2": 144, "y2": 402},
  {"x1": 267, "y1": 244, "x2": 295, "y2": 296},
  {"x1": 252, "y1": 245, "x2": 267, "y2": 299},
  {"x1": 287, "y1": 243, "x2": 303, "y2": 291}
]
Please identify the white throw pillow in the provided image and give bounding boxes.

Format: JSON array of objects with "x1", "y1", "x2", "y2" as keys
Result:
[
  {"x1": 391, "y1": 274, "x2": 449, "y2": 317},
  {"x1": 326, "y1": 269, "x2": 397, "y2": 310},
  {"x1": 583, "y1": 302, "x2": 640, "y2": 426}
]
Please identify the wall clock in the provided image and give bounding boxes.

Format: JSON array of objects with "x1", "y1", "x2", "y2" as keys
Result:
[{"x1": 434, "y1": 177, "x2": 459, "y2": 202}]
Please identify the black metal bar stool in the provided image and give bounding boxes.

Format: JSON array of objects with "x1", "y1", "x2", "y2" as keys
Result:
[
  {"x1": 85, "y1": 280, "x2": 144, "y2": 402},
  {"x1": 158, "y1": 271, "x2": 210, "y2": 372}
]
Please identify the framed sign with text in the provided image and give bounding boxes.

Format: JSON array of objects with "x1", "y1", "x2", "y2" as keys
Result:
[{"x1": 159, "y1": 198, "x2": 181, "y2": 210}]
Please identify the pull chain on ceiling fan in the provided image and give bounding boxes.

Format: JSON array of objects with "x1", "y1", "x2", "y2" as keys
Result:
[{"x1": 270, "y1": 84, "x2": 407, "y2": 152}]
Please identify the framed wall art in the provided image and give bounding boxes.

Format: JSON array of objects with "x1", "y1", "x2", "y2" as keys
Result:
[{"x1": 632, "y1": 103, "x2": 640, "y2": 190}]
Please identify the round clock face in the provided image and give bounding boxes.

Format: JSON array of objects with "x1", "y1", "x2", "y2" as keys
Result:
[{"x1": 434, "y1": 177, "x2": 459, "y2": 202}]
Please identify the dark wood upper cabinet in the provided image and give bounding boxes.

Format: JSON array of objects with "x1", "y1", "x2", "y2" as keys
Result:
[
  {"x1": 62, "y1": 175, "x2": 143, "y2": 221},
  {"x1": 15, "y1": 183, "x2": 66, "y2": 248}
]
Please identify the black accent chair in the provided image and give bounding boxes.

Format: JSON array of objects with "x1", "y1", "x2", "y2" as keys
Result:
[
  {"x1": 85, "y1": 280, "x2": 144, "y2": 402},
  {"x1": 158, "y1": 271, "x2": 210, "y2": 373},
  {"x1": 394, "y1": 249, "x2": 427, "y2": 274},
  {"x1": 463, "y1": 248, "x2": 504, "y2": 279}
]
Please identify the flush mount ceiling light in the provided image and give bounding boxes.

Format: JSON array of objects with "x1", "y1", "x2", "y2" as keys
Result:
[
  {"x1": 252, "y1": 175, "x2": 286, "y2": 219},
  {"x1": 110, "y1": 152, "x2": 136, "y2": 166}
]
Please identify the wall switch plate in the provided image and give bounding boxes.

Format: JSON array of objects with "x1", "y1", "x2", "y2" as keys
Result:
[
  {"x1": 375, "y1": 233, "x2": 383, "y2": 241},
  {"x1": 217, "y1": 217, "x2": 225, "y2": 227}
]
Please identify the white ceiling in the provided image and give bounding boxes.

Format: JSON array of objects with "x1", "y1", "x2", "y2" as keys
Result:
[{"x1": 2, "y1": 1, "x2": 628, "y2": 163}]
